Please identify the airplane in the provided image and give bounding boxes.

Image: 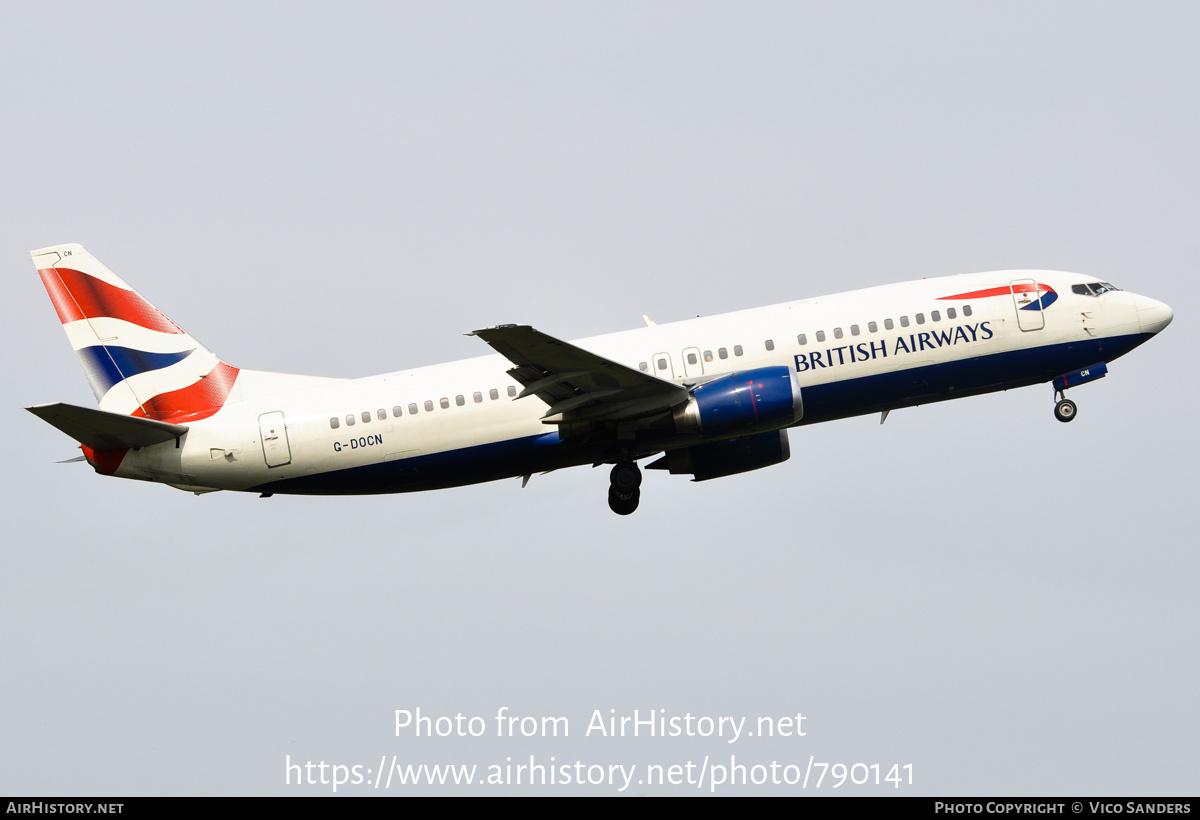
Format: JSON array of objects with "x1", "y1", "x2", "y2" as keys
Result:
[{"x1": 26, "y1": 243, "x2": 1173, "y2": 515}]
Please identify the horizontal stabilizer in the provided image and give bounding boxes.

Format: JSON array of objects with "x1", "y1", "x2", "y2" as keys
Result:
[{"x1": 27, "y1": 402, "x2": 188, "y2": 451}]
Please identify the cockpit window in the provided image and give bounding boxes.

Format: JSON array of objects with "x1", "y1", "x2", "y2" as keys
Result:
[{"x1": 1074, "y1": 282, "x2": 1122, "y2": 297}]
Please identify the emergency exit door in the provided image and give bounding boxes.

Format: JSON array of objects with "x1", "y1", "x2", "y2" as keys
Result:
[{"x1": 258, "y1": 411, "x2": 292, "y2": 467}]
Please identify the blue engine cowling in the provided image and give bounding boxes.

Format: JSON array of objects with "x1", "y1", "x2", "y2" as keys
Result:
[
  {"x1": 651, "y1": 430, "x2": 791, "y2": 481},
  {"x1": 672, "y1": 366, "x2": 803, "y2": 437}
]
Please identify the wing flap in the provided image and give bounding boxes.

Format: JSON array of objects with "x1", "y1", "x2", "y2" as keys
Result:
[{"x1": 27, "y1": 402, "x2": 189, "y2": 451}]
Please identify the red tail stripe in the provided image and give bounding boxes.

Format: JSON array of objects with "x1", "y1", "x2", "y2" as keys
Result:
[
  {"x1": 131, "y1": 362, "x2": 240, "y2": 423},
  {"x1": 38, "y1": 267, "x2": 183, "y2": 334}
]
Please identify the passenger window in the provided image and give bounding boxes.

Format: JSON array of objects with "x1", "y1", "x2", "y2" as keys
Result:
[
  {"x1": 900, "y1": 316, "x2": 909, "y2": 327},
  {"x1": 947, "y1": 308, "x2": 956, "y2": 319},
  {"x1": 330, "y1": 417, "x2": 339, "y2": 429},
  {"x1": 916, "y1": 313, "x2": 925, "y2": 325},
  {"x1": 440, "y1": 398, "x2": 450, "y2": 409},
  {"x1": 657, "y1": 358, "x2": 667, "y2": 370},
  {"x1": 377, "y1": 409, "x2": 387, "y2": 420},
  {"x1": 885, "y1": 318, "x2": 894, "y2": 330},
  {"x1": 798, "y1": 333, "x2": 807, "y2": 345},
  {"x1": 719, "y1": 348, "x2": 728, "y2": 359},
  {"x1": 362, "y1": 411, "x2": 371, "y2": 423},
  {"x1": 453, "y1": 395, "x2": 462, "y2": 406},
  {"x1": 424, "y1": 400, "x2": 434, "y2": 412},
  {"x1": 963, "y1": 305, "x2": 973, "y2": 317},
  {"x1": 473, "y1": 392, "x2": 482, "y2": 403},
  {"x1": 409, "y1": 403, "x2": 418, "y2": 415},
  {"x1": 346, "y1": 414, "x2": 356, "y2": 426},
  {"x1": 816, "y1": 331, "x2": 826, "y2": 342},
  {"x1": 393, "y1": 406, "x2": 402, "y2": 417},
  {"x1": 764, "y1": 340, "x2": 774, "y2": 351},
  {"x1": 507, "y1": 386, "x2": 517, "y2": 397},
  {"x1": 868, "y1": 321, "x2": 877, "y2": 333},
  {"x1": 687, "y1": 352, "x2": 698, "y2": 364},
  {"x1": 639, "y1": 362, "x2": 649, "y2": 372},
  {"x1": 851, "y1": 325, "x2": 860, "y2": 336},
  {"x1": 931, "y1": 310, "x2": 941, "y2": 322},
  {"x1": 489, "y1": 389, "x2": 499, "y2": 400},
  {"x1": 703, "y1": 350, "x2": 713, "y2": 362},
  {"x1": 733, "y1": 345, "x2": 743, "y2": 356}
]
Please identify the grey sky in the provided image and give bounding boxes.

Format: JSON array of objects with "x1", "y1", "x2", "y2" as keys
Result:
[{"x1": 1, "y1": 2, "x2": 1196, "y2": 794}]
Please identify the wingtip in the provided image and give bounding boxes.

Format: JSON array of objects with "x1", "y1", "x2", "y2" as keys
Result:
[{"x1": 468, "y1": 323, "x2": 526, "y2": 337}]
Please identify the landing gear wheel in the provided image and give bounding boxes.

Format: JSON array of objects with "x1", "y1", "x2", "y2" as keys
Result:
[
  {"x1": 1054, "y1": 398, "x2": 1077, "y2": 423},
  {"x1": 608, "y1": 486, "x2": 640, "y2": 515},
  {"x1": 610, "y1": 462, "x2": 642, "y2": 491},
  {"x1": 607, "y1": 461, "x2": 642, "y2": 514}
]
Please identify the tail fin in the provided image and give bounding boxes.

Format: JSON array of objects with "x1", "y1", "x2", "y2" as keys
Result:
[{"x1": 32, "y1": 243, "x2": 240, "y2": 423}]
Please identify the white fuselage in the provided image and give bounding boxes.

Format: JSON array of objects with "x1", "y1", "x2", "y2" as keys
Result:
[{"x1": 101, "y1": 270, "x2": 1168, "y2": 495}]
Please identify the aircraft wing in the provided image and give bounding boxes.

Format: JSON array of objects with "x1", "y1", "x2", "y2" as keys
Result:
[
  {"x1": 27, "y1": 402, "x2": 189, "y2": 451},
  {"x1": 468, "y1": 324, "x2": 688, "y2": 422}
]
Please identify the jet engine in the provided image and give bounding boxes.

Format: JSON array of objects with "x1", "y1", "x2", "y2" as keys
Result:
[
  {"x1": 672, "y1": 366, "x2": 803, "y2": 437},
  {"x1": 650, "y1": 429, "x2": 791, "y2": 481}
]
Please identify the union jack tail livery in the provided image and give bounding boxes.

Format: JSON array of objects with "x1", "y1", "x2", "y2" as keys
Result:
[{"x1": 33, "y1": 243, "x2": 239, "y2": 423}]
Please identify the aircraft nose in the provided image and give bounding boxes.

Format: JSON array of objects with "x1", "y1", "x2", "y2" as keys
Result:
[{"x1": 1135, "y1": 294, "x2": 1174, "y2": 334}]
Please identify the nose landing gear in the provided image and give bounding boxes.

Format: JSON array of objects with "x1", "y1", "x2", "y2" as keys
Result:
[
  {"x1": 1051, "y1": 362, "x2": 1107, "y2": 423},
  {"x1": 607, "y1": 461, "x2": 641, "y2": 515}
]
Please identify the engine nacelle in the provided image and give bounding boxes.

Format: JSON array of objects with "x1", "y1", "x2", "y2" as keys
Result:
[
  {"x1": 673, "y1": 366, "x2": 803, "y2": 437},
  {"x1": 653, "y1": 429, "x2": 791, "y2": 481}
]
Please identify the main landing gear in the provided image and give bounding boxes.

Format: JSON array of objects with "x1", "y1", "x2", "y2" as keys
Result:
[
  {"x1": 608, "y1": 461, "x2": 642, "y2": 515},
  {"x1": 1053, "y1": 391, "x2": 1078, "y2": 423}
]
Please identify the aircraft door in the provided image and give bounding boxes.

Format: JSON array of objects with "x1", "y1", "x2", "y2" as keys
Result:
[
  {"x1": 258, "y1": 411, "x2": 292, "y2": 467},
  {"x1": 1010, "y1": 278, "x2": 1046, "y2": 331},
  {"x1": 682, "y1": 347, "x2": 704, "y2": 379}
]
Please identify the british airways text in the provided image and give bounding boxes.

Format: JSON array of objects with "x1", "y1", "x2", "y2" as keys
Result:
[{"x1": 794, "y1": 322, "x2": 993, "y2": 373}]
